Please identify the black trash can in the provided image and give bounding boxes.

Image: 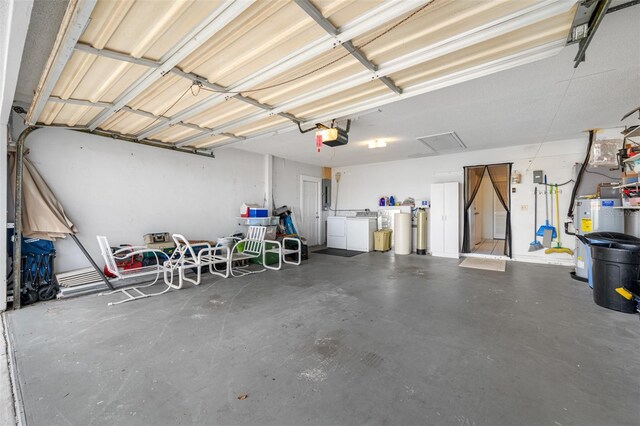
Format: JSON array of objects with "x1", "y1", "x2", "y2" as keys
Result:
[{"x1": 586, "y1": 232, "x2": 640, "y2": 313}]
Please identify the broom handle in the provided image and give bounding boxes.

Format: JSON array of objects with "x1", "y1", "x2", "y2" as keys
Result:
[
  {"x1": 555, "y1": 184, "x2": 561, "y2": 244},
  {"x1": 534, "y1": 186, "x2": 538, "y2": 239},
  {"x1": 544, "y1": 175, "x2": 549, "y2": 224}
]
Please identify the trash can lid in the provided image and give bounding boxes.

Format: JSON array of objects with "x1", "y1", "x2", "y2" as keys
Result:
[{"x1": 584, "y1": 232, "x2": 640, "y2": 250}]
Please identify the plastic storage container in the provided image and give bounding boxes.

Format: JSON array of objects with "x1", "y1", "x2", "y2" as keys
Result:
[
  {"x1": 249, "y1": 208, "x2": 269, "y2": 217},
  {"x1": 583, "y1": 232, "x2": 640, "y2": 313}
]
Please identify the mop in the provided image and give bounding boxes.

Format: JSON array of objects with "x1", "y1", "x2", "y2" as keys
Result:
[
  {"x1": 536, "y1": 175, "x2": 557, "y2": 241},
  {"x1": 529, "y1": 187, "x2": 544, "y2": 251},
  {"x1": 545, "y1": 184, "x2": 574, "y2": 255}
]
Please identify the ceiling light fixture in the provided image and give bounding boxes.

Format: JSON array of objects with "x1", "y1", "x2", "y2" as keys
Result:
[{"x1": 368, "y1": 139, "x2": 387, "y2": 149}]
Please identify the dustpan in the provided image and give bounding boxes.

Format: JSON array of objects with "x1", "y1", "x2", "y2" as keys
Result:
[{"x1": 536, "y1": 176, "x2": 557, "y2": 238}]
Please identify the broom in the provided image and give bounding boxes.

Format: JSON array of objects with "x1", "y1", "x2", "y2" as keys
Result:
[
  {"x1": 545, "y1": 184, "x2": 574, "y2": 255},
  {"x1": 529, "y1": 187, "x2": 543, "y2": 251}
]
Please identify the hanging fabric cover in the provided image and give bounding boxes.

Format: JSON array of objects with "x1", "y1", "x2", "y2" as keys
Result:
[
  {"x1": 486, "y1": 163, "x2": 512, "y2": 257},
  {"x1": 462, "y1": 166, "x2": 487, "y2": 253},
  {"x1": 9, "y1": 152, "x2": 77, "y2": 241}
]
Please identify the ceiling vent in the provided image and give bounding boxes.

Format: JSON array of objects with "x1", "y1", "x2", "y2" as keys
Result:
[{"x1": 415, "y1": 131, "x2": 466, "y2": 156}]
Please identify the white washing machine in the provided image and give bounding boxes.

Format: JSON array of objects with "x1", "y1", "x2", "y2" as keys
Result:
[
  {"x1": 327, "y1": 216, "x2": 347, "y2": 249},
  {"x1": 346, "y1": 217, "x2": 377, "y2": 252}
]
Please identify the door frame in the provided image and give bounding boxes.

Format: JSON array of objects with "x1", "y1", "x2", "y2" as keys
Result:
[
  {"x1": 462, "y1": 163, "x2": 512, "y2": 258},
  {"x1": 300, "y1": 175, "x2": 322, "y2": 246}
]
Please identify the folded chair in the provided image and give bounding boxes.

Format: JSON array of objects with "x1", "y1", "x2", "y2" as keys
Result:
[
  {"x1": 263, "y1": 237, "x2": 302, "y2": 270},
  {"x1": 229, "y1": 226, "x2": 269, "y2": 277},
  {"x1": 163, "y1": 234, "x2": 230, "y2": 288},
  {"x1": 97, "y1": 235, "x2": 171, "y2": 306}
]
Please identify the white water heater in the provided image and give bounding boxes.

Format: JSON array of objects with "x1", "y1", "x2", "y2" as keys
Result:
[{"x1": 574, "y1": 198, "x2": 624, "y2": 280}]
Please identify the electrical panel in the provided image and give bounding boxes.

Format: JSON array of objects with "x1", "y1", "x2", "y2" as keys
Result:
[
  {"x1": 322, "y1": 179, "x2": 331, "y2": 210},
  {"x1": 533, "y1": 170, "x2": 544, "y2": 184}
]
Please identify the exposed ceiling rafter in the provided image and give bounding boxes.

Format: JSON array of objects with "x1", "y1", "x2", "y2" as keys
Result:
[
  {"x1": 204, "y1": 39, "x2": 567, "y2": 151},
  {"x1": 24, "y1": 0, "x2": 581, "y2": 155},
  {"x1": 74, "y1": 42, "x2": 161, "y2": 68},
  {"x1": 132, "y1": 0, "x2": 432, "y2": 141},
  {"x1": 85, "y1": 0, "x2": 253, "y2": 131},
  {"x1": 188, "y1": 0, "x2": 573, "y2": 148},
  {"x1": 293, "y1": 0, "x2": 402, "y2": 95},
  {"x1": 47, "y1": 95, "x2": 247, "y2": 141}
]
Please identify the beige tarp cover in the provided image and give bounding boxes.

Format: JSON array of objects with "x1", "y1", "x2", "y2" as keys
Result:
[{"x1": 9, "y1": 153, "x2": 77, "y2": 241}]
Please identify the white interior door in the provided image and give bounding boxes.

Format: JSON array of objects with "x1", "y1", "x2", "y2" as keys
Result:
[
  {"x1": 429, "y1": 183, "x2": 445, "y2": 254},
  {"x1": 470, "y1": 191, "x2": 483, "y2": 247},
  {"x1": 300, "y1": 176, "x2": 321, "y2": 246},
  {"x1": 492, "y1": 185, "x2": 507, "y2": 239},
  {"x1": 443, "y1": 182, "x2": 459, "y2": 257}
]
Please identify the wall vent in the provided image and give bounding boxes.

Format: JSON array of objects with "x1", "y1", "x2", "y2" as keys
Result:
[{"x1": 415, "y1": 131, "x2": 466, "y2": 156}]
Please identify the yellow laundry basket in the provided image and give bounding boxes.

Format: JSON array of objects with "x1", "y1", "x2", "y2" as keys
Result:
[{"x1": 374, "y1": 229, "x2": 392, "y2": 252}]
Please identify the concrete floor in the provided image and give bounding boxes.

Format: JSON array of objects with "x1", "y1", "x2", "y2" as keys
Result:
[{"x1": 5, "y1": 252, "x2": 640, "y2": 425}]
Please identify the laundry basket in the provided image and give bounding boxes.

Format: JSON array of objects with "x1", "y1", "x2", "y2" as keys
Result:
[{"x1": 374, "y1": 229, "x2": 392, "y2": 252}]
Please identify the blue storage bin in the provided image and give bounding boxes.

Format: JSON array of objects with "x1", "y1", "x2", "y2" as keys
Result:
[{"x1": 249, "y1": 208, "x2": 269, "y2": 217}]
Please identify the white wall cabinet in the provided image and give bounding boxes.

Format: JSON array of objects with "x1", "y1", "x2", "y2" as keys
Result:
[{"x1": 429, "y1": 182, "x2": 459, "y2": 258}]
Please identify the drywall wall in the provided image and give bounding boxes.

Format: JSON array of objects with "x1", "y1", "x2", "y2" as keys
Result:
[
  {"x1": 13, "y1": 127, "x2": 266, "y2": 271},
  {"x1": 7, "y1": 118, "x2": 323, "y2": 272},
  {"x1": 332, "y1": 138, "x2": 593, "y2": 265}
]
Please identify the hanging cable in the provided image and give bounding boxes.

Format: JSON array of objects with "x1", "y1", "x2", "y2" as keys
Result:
[
  {"x1": 190, "y1": 81, "x2": 202, "y2": 96},
  {"x1": 584, "y1": 169, "x2": 619, "y2": 180},
  {"x1": 567, "y1": 130, "x2": 596, "y2": 221},
  {"x1": 539, "y1": 179, "x2": 575, "y2": 187},
  {"x1": 526, "y1": 67, "x2": 578, "y2": 172},
  {"x1": 135, "y1": 83, "x2": 197, "y2": 134}
]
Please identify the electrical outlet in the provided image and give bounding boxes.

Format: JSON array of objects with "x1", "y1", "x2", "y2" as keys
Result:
[{"x1": 521, "y1": 204, "x2": 528, "y2": 211}]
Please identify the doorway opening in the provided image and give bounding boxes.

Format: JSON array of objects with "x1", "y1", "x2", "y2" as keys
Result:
[
  {"x1": 462, "y1": 163, "x2": 512, "y2": 258},
  {"x1": 469, "y1": 172, "x2": 507, "y2": 255}
]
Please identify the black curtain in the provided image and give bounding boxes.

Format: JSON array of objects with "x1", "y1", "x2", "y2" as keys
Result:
[
  {"x1": 462, "y1": 163, "x2": 513, "y2": 258},
  {"x1": 462, "y1": 166, "x2": 487, "y2": 253},
  {"x1": 486, "y1": 163, "x2": 512, "y2": 258}
]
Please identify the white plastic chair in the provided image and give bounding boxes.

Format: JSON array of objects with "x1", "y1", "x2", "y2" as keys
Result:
[
  {"x1": 264, "y1": 237, "x2": 302, "y2": 270},
  {"x1": 229, "y1": 226, "x2": 268, "y2": 277},
  {"x1": 97, "y1": 236, "x2": 172, "y2": 305},
  {"x1": 163, "y1": 234, "x2": 230, "y2": 288}
]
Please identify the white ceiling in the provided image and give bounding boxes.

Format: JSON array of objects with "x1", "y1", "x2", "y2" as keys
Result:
[{"x1": 235, "y1": 4, "x2": 640, "y2": 167}]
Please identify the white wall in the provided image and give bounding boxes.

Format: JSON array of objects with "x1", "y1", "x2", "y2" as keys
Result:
[
  {"x1": 7, "y1": 122, "x2": 323, "y2": 272},
  {"x1": 332, "y1": 138, "x2": 590, "y2": 265},
  {"x1": 16, "y1": 128, "x2": 265, "y2": 271}
]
